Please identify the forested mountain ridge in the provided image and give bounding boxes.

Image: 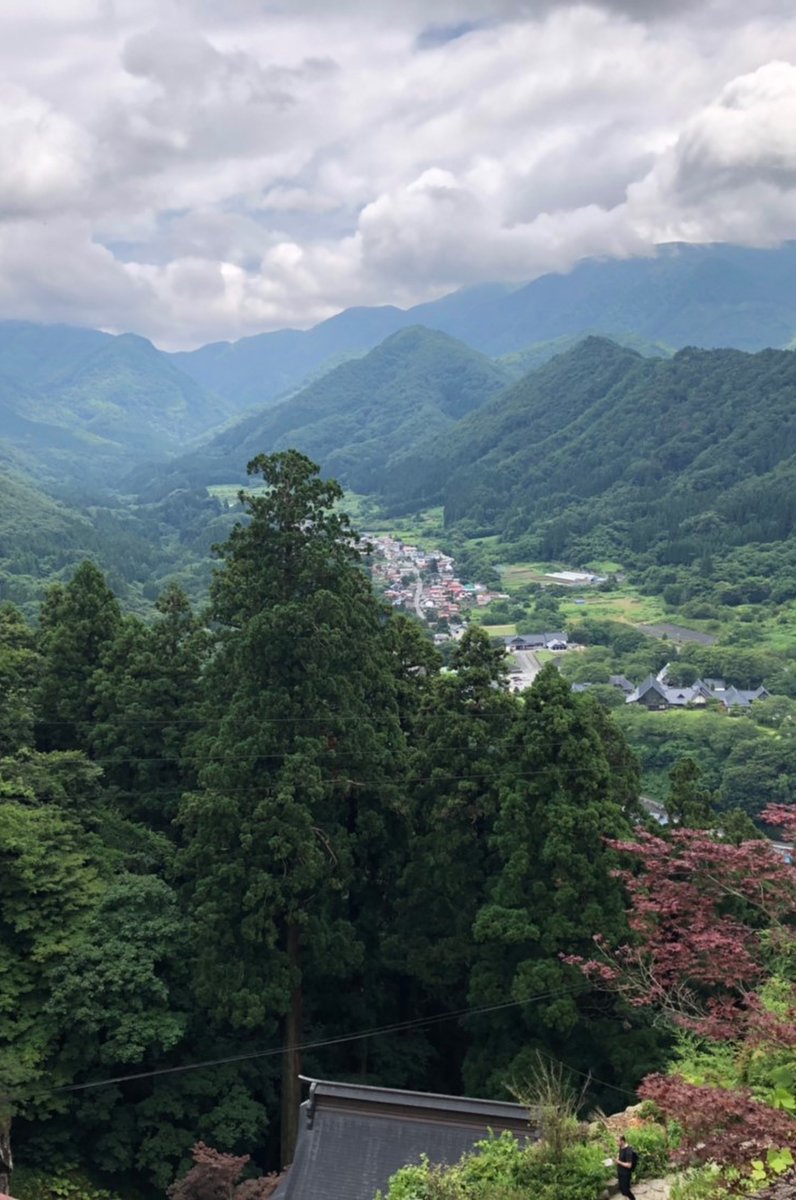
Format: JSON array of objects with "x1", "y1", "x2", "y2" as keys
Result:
[
  {"x1": 380, "y1": 338, "x2": 796, "y2": 587},
  {"x1": 131, "y1": 327, "x2": 512, "y2": 496},
  {"x1": 432, "y1": 242, "x2": 796, "y2": 354}
]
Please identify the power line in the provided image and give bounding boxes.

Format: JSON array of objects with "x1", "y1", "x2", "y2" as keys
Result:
[{"x1": 21, "y1": 985, "x2": 583, "y2": 1100}]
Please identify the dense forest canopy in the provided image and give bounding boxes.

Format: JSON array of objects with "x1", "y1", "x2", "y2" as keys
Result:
[{"x1": 1, "y1": 452, "x2": 681, "y2": 1198}]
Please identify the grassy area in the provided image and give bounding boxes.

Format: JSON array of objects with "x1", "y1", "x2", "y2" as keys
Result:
[
  {"x1": 496, "y1": 560, "x2": 670, "y2": 632},
  {"x1": 498, "y1": 561, "x2": 564, "y2": 588},
  {"x1": 731, "y1": 602, "x2": 796, "y2": 653},
  {"x1": 583, "y1": 559, "x2": 625, "y2": 574},
  {"x1": 358, "y1": 505, "x2": 447, "y2": 549},
  {"x1": 476, "y1": 621, "x2": 517, "y2": 637},
  {"x1": 207, "y1": 482, "x2": 266, "y2": 507},
  {"x1": 559, "y1": 590, "x2": 668, "y2": 626}
]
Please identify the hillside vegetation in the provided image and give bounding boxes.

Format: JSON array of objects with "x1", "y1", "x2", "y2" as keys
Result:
[
  {"x1": 0, "y1": 323, "x2": 230, "y2": 485},
  {"x1": 134, "y1": 327, "x2": 511, "y2": 496},
  {"x1": 383, "y1": 338, "x2": 796, "y2": 602}
]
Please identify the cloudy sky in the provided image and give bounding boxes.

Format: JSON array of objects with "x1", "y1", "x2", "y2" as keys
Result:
[{"x1": 2, "y1": 0, "x2": 796, "y2": 347}]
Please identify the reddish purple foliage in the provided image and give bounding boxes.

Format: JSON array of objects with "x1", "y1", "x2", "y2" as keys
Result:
[
  {"x1": 638, "y1": 1075, "x2": 796, "y2": 1165},
  {"x1": 567, "y1": 824, "x2": 796, "y2": 1166},
  {"x1": 167, "y1": 1143, "x2": 286, "y2": 1200},
  {"x1": 571, "y1": 829, "x2": 796, "y2": 1042}
]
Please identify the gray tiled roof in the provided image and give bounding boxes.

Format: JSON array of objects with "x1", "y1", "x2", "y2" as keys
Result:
[{"x1": 275, "y1": 1077, "x2": 535, "y2": 1200}]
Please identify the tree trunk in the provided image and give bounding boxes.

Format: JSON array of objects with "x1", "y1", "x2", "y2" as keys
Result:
[
  {"x1": 0, "y1": 1108, "x2": 12, "y2": 1197},
  {"x1": 280, "y1": 923, "x2": 302, "y2": 1168}
]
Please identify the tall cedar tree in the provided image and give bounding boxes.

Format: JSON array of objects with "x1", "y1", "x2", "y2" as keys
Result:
[
  {"x1": 90, "y1": 584, "x2": 208, "y2": 831},
  {"x1": 467, "y1": 665, "x2": 643, "y2": 1098},
  {"x1": 178, "y1": 452, "x2": 406, "y2": 1164},
  {"x1": 35, "y1": 561, "x2": 121, "y2": 752},
  {"x1": 384, "y1": 628, "x2": 518, "y2": 1088}
]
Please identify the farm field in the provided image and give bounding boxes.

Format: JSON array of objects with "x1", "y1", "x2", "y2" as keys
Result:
[{"x1": 471, "y1": 620, "x2": 517, "y2": 637}]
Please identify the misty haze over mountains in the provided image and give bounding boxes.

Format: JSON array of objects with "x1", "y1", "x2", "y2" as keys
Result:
[{"x1": 3, "y1": 241, "x2": 796, "y2": 494}]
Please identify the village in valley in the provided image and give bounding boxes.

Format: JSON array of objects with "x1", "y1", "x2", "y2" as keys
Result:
[
  {"x1": 366, "y1": 533, "x2": 595, "y2": 689},
  {"x1": 366, "y1": 533, "x2": 507, "y2": 638},
  {"x1": 365, "y1": 534, "x2": 776, "y2": 709}
]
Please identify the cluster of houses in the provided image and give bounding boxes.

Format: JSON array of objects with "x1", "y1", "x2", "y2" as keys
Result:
[
  {"x1": 574, "y1": 667, "x2": 770, "y2": 712},
  {"x1": 368, "y1": 534, "x2": 507, "y2": 625}
]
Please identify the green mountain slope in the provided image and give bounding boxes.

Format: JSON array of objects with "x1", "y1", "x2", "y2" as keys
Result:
[
  {"x1": 41, "y1": 334, "x2": 232, "y2": 449},
  {"x1": 0, "y1": 320, "x2": 112, "y2": 387},
  {"x1": 0, "y1": 331, "x2": 231, "y2": 486},
  {"x1": 0, "y1": 469, "x2": 98, "y2": 587},
  {"x1": 141, "y1": 326, "x2": 511, "y2": 495},
  {"x1": 391, "y1": 338, "x2": 796, "y2": 577}
]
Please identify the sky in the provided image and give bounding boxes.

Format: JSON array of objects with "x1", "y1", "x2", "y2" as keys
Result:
[{"x1": 2, "y1": 0, "x2": 796, "y2": 347}]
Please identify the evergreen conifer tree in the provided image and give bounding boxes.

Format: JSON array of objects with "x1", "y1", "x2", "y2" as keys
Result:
[
  {"x1": 178, "y1": 452, "x2": 405, "y2": 1163},
  {"x1": 467, "y1": 665, "x2": 639, "y2": 1096},
  {"x1": 36, "y1": 561, "x2": 121, "y2": 752}
]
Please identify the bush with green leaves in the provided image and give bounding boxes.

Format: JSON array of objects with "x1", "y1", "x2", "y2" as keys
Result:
[
  {"x1": 620, "y1": 1123, "x2": 675, "y2": 1180},
  {"x1": 378, "y1": 1132, "x2": 614, "y2": 1200},
  {"x1": 11, "y1": 1166, "x2": 123, "y2": 1200}
]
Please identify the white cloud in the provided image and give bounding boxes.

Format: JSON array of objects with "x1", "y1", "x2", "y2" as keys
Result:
[
  {"x1": 0, "y1": 85, "x2": 93, "y2": 218},
  {"x1": 1, "y1": 1, "x2": 796, "y2": 343},
  {"x1": 628, "y1": 60, "x2": 796, "y2": 243}
]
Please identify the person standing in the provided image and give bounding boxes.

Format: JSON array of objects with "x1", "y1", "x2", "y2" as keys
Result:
[{"x1": 615, "y1": 1134, "x2": 637, "y2": 1200}]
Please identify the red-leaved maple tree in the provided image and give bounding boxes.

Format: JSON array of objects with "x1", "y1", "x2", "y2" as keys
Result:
[
  {"x1": 167, "y1": 1143, "x2": 286, "y2": 1200},
  {"x1": 566, "y1": 805, "x2": 796, "y2": 1164}
]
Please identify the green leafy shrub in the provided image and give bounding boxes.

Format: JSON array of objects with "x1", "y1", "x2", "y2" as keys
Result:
[
  {"x1": 627, "y1": 1122, "x2": 677, "y2": 1179},
  {"x1": 12, "y1": 1166, "x2": 121, "y2": 1200},
  {"x1": 379, "y1": 1133, "x2": 613, "y2": 1200},
  {"x1": 670, "y1": 1163, "x2": 755, "y2": 1200}
]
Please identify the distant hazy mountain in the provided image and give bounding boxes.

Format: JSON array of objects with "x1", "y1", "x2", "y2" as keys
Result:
[
  {"x1": 132, "y1": 327, "x2": 511, "y2": 496},
  {"x1": 170, "y1": 305, "x2": 413, "y2": 412},
  {"x1": 435, "y1": 243, "x2": 796, "y2": 355},
  {"x1": 0, "y1": 320, "x2": 113, "y2": 387},
  {"x1": 0, "y1": 323, "x2": 230, "y2": 483},
  {"x1": 172, "y1": 243, "x2": 796, "y2": 409}
]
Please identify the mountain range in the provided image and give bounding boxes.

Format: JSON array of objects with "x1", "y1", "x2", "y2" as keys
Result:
[
  {"x1": 4, "y1": 239, "x2": 796, "y2": 606},
  {"x1": 145, "y1": 327, "x2": 796, "y2": 582},
  {"x1": 130, "y1": 327, "x2": 513, "y2": 497},
  {"x1": 171, "y1": 241, "x2": 796, "y2": 409}
]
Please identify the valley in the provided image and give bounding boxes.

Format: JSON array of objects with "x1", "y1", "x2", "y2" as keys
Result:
[{"x1": 3, "y1": 243, "x2": 796, "y2": 1199}]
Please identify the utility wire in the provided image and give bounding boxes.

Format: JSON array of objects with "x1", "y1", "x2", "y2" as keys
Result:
[{"x1": 20, "y1": 985, "x2": 582, "y2": 1099}]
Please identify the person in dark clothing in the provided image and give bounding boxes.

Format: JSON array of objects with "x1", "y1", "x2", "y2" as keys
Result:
[{"x1": 615, "y1": 1135, "x2": 637, "y2": 1200}]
